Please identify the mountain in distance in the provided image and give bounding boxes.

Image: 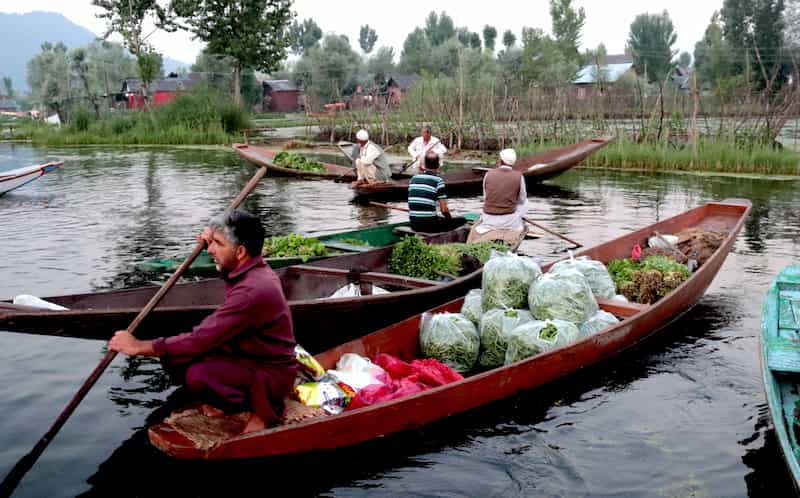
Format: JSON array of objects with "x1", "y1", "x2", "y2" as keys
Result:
[{"x1": 0, "y1": 11, "x2": 189, "y2": 94}]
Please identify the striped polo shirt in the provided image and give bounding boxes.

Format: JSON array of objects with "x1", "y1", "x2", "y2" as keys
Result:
[{"x1": 408, "y1": 172, "x2": 447, "y2": 219}]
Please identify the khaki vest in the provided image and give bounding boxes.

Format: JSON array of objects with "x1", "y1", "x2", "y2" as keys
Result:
[{"x1": 483, "y1": 168, "x2": 522, "y2": 215}]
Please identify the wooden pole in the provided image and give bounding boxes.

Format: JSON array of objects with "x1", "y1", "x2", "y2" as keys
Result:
[
  {"x1": 0, "y1": 166, "x2": 268, "y2": 498},
  {"x1": 522, "y1": 217, "x2": 582, "y2": 248}
]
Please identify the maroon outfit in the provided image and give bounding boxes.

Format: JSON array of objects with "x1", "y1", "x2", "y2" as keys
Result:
[{"x1": 152, "y1": 256, "x2": 296, "y2": 425}]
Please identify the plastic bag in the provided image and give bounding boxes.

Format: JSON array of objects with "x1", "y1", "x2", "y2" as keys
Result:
[
  {"x1": 326, "y1": 353, "x2": 388, "y2": 390},
  {"x1": 329, "y1": 283, "x2": 389, "y2": 298},
  {"x1": 529, "y1": 268, "x2": 598, "y2": 324},
  {"x1": 504, "y1": 319, "x2": 581, "y2": 365},
  {"x1": 482, "y1": 253, "x2": 542, "y2": 311},
  {"x1": 648, "y1": 234, "x2": 678, "y2": 249},
  {"x1": 461, "y1": 289, "x2": 483, "y2": 324},
  {"x1": 294, "y1": 344, "x2": 325, "y2": 381},
  {"x1": 549, "y1": 256, "x2": 616, "y2": 299},
  {"x1": 12, "y1": 295, "x2": 68, "y2": 311},
  {"x1": 294, "y1": 380, "x2": 356, "y2": 415},
  {"x1": 579, "y1": 310, "x2": 620, "y2": 337},
  {"x1": 478, "y1": 308, "x2": 534, "y2": 367},
  {"x1": 419, "y1": 312, "x2": 480, "y2": 373}
]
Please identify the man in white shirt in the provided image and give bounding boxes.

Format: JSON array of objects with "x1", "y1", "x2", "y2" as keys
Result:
[
  {"x1": 468, "y1": 148, "x2": 528, "y2": 243},
  {"x1": 406, "y1": 125, "x2": 447, "y2": 175},
  {"x1": 353, "y1": 129, "x2": 391, "y2": 185}
]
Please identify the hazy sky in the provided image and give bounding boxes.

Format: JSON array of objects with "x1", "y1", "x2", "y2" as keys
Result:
[{"x1": 1, "y1": 0, "x2": 721, "y2": 64}]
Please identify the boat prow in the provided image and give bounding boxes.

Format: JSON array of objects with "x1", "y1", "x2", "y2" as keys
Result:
[
  {"x1": 0, "y1": 161, "x2": 64, "y2": 195},
  {"x1": 233, "y1": 143, "x2": 356, "y2": 180},
  {"x1": 760, "y1": 265, "x2": 800, "y2": 490}
]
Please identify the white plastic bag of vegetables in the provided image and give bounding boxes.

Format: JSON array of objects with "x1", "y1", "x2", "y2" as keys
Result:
[
  {"x1": 579, "y1": 309, "x2": 620, "y2": 337},
  {"x1": 419, "y1": 312, "x2": 480, "y2": 373},
  {"x1": 529, "y1": 268, "x2": 598, "y2": 324},
  {"x1": 504, "y1": 319, "x2": 581, "y2": 365},
  {"x1": 460, "y1": 289, "x2": 483, "y2": 325},
  {"x1": 481, "y1": 253, "x2": 542, "y2": 311},
  {"x1": 478, "y1": 308, "x2": 534, "y2": 367},
  {"x1": 549, "y1": 256, "x2": 616, "y2": 299}
]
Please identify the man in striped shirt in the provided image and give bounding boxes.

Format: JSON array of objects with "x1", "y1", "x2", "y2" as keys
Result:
[{"x1": 407, "y1": 153, "x2": 467, "y2": 233}]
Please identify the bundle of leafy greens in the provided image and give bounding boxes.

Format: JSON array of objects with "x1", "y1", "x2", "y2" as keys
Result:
[
  {"x1": 606, "y1": 255, "x2": 690, "y2": 304},
  {"x1": 460, "y1": 289, "x2": 483, "y2": 324},
  {"x1": 478, "y1": 308, "x2": 534, "y2": 367},
  {"x1": 389, "y1": 237, "x2": 507, "y2": 280},
  {"x1": 419, "y1": 312, "x2": 480, "y2": 373},
  {"x1": 274, "y1": 151, "x2": 326, "y2": 173},
  {"x1": 579, "y1": 309, "x2": 620, "y2": 337},
  {"x1": 504, "y1": 319, "x2": 580, "y2": 365},
  {"x1": 550, "y1": 257, "x2": 616, "y2": 299},
  {"x1": 481, "y1": 254, "x2": 542, "y2": 311},
  {"x1": 529, "y1": 268, "x2": 598, "y2": 324},
  {"x1": 262, "y1": 234, "x2": 328, "y2": 261}
]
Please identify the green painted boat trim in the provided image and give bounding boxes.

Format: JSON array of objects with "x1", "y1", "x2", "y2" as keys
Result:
[
  {"x1": 760, "y1": 264, "x2": 800, "y2": 491},
  {"x1": 136, "y1": 214, "x2": 479, "y2": 275}
]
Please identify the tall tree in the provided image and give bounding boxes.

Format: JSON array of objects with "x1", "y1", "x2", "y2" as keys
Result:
[
  {"x1": 786, "y1": 0, "x2": 800, "y2": 48},
  {"x1": 456, "y1": 27, "x2": 471, "y2": 47},
  {"x1": 502, "y1": 30, "x2": 516, "y2": 49},
  {"x1": 174, "y1": 0, "x2": 293, "y2": 105},
  {"x1": 2, "y1": 77, "x2": 13, "y2": 98},
  {"x1": 86, "y1": 41, "x2": 137, "y2": 104},
  {"x1": 424, "y1": 11, "x2": 455, "y2": 47},
  {"x1": 399, "y1": 27, "x2": 433, "y2": 75},
  {"x1": 520, "y1": 27, "x2": 578, "y2": 86},
  {"x1": 627, "y1": 11, "x2": 677, "y2": 85},
  {"x1": 27, "y1": 42, "x2": 70, "y2": 119},
  {"x1": 288, "y1": 18, "x2": 322, "y2": 56},
  {"x1": 359, "y1": 24, "x2": 378, "y2": 54},
  {"x1": 192, "y1": 47, "x2": 263, "y2": 106},
  {"x1": 367, "y1": 46, "x2": 395, "y2": 85},
  {"x1": 721, "y1": 0, "x2": 787, "y2": 89},
  {"x1": 93, "y1": 0, "x2": 175, "y2": 107},
  {"x1": 550, "y1": 0, "x2": 586, "y2": 65},
  {"x1": 482, "y1": 25, "x2": 497, "y2": 52},
  {"x1": 678, "y1": 51, "x2": 692, "y2": 67},
  {"x1": 468, "y1": 32, "x2": 482, "y2": 50},
  {"x1": 70, "y1": 48, "x2": 101, "y2": 117},
  {"x1": 693, "y1": 12, "x2": 736, "y2": 93},
  {"x1": 293, "y1": 34, "x2": 362, "y2": 107}
]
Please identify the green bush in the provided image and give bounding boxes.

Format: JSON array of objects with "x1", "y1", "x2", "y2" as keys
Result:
[{"x1": 70, "y1": 107, "x2": 93, "y2": 132}]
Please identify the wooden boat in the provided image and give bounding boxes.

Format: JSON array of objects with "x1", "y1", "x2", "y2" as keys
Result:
[
  {"x1": 337, "y1": 140, "x2": 410, "y2": 178},
  {"x1": 233, "y1": 143, "x2": 356, "y2": 180},
  {"x1": 760, "y1": 265, "x2": 800, "y2": 490},
  {"x1": 146, "y1": 198, "x2": 751, "y2": 459},
  {"x1": 0, "y1": 221, "x2": 504, "y2": 353},
  {"x1": 0, "y1": 161, "x2": 63, "y2": 196},
  {"x1": 135, "y1": 219, "x2": 417, "y2": 276},
  {"x1": 351, "y1": 136, "x2": 614, "y2": 200}
]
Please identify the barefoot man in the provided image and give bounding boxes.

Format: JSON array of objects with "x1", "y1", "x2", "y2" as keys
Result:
[{"x1": 109, "y1": 209, "x2": 297, "y2": 434}]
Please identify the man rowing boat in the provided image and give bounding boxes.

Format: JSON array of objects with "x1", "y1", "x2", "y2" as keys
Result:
[
  {"x1": 109, "y1": 209, "x2": 297, "y2": 434},
  {"x1": 406, "y1": 125, "x2": 447, "y2": 175},
  {"x1": 468, "y1": 148, "x2": 528, "y2": 243},
  {"x1": 352, "y1": 129, "x2": 391, "y2": 185}
]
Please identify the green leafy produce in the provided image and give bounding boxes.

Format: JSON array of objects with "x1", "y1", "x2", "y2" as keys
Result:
[
  {"x1": 419, "y1": 312, "x2": 480, "y2": 373},
  {"x1": 640, "y1": 255, "x2": 690, "y2": 279},
  {"x1": 550, "y1": 257, "x2": 616, "y2": 299},
  {"x1": 481, "y1": 254, "x2": 542, "y2": 311},
  {"x1": 478, "y1": 308, "x2": 534, "y2": 367},
  {"x1": 607, "y1": 258, "x2": 639, "y2": 291},
  {"x1": 274, "y1": 151, "x2": 326, "y2": 173},
  {"x1": 262, "y1": 234, "x2": 328, "y2": 262},
  {"x1": 389, "y1": 237, "x2": 507, "y2": 280},
  {"x1": 460, "y1": 289, "x2": 483, "y2": 324},
  {"x1": 504, "y1": 319, "x2": 580, "y2": 365},
  {"x1": 606, "y1": 255, "x2": 690, "y2": 303},
  {"x1": 579, "y1": 310, "x2": 620, "y2": 337},
  {"x1": 529, "y1": 268, "x2": 598, "y2": 324}
]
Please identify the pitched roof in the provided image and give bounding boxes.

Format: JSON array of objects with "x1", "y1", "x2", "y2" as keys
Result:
[
  {"x1": 122, "y1": 74, "x2": 202, "y2": 93},
  {"x1": 264, "y1": 79, "x2": 300, "y2": 92},
  {"x1": 574, "y1": 62, "x2": 634, "y2": 84},
  {"x1": 386, "y1": 74, "x2": 419, "y2": 90},
  {"x1": 606, "y1": 54, "x2": 634, "y2": 65}
]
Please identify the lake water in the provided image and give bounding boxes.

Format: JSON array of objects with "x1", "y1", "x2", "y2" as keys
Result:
[{"x1": 0, "y1": 142, "x2": 798, "y2": 497}]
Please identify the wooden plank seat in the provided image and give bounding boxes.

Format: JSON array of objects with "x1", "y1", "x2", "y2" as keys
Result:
[
  {"x1": 392, "y1": 226, "x2": 439, "y2": 237},
  {"x1": 595, "y1": 298, "x2": 650, "y2": 319},
  {"x1": 286, "y1": 265, "x2": 438, "y2": 289}
]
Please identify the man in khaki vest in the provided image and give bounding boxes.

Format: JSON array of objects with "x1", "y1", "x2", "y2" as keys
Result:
[{"x1": 468, "y1": 148, "x2": 528, "y2": 243}]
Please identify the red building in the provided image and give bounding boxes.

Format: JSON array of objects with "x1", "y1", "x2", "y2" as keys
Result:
[
  {"x1": 262, "y1": 80, "x2": 303, "y2": 113},
  {"x1": 121, "y1": 75, "x2": 201, "y2": 110}
]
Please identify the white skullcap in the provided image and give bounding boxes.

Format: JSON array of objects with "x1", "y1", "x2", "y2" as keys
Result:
[
  {"x1": 356, "y1": 129, "x2": 369, "y2": 141},
  {"x1": 499, "y1": 148, "x2": 517, "y2": 166}
]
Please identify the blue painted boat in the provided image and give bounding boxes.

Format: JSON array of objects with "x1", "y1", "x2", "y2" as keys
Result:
[{"x1": 0, "y1": 161, "x2": 63, "y2": 195}]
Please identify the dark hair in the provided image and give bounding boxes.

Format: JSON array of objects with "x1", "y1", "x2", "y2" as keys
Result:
[
  {"x1": 210, "y1": 209, "x2": 265, "y2": 257},
  {"x1": 424, "y1": 153, "x2": 440, "y2": 169}
]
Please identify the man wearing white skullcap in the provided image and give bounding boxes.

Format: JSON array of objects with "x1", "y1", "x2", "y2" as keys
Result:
[
  {"x1": 469, "y1": 148, "x2": 528, "y2": 240},
  {"x1": 353, "y1": 129, "x2": 391, "y2": 185},
  {"x1": 406, "y1": 125, "x2": 447, "y2": 175}
]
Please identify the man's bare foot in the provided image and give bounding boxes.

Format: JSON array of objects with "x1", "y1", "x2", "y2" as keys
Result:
[
  {"x1": 241, "y1": 413, "x2": 266, "y2": 434},
  {"x1": 199, "y1": 404, "x2": 226, "y2": 417}
]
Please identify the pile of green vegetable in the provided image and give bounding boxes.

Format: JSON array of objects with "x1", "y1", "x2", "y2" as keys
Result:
[
  {"x1": 262, "y1": 234, "x2": 328, "y2": 261},
  {"x1": 420, "y1": 312, "x2": 480, "y2": 373},
  {"x1": 273, "y1": 151, "x2": 326, "y2": 173},
  {"x1": 606, "y1": 255, "x2": 690, "y2": 304},
  {"x1": 388, "y1": 237, "x2": 507, "y2": 279}
]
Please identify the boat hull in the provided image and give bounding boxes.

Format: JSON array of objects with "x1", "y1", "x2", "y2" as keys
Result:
[
  {"x1": 0, "y1": 162, "x2": 63, "y2": 195},
  {"x1": 233, "y1": 144, "x2": 355, "y2": 179}
]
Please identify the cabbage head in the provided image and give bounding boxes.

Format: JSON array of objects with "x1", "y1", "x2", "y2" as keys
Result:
[
  {"x1": 504, "y1": 319, "x2": 580, "y2": 365},
  {"x1": 460, "y1": 289, "x2": 483, "y2": 325},
  {"x1": 579, "y1": 310, "x2": 620, "y2": 337},
  {"x1": 482, "y1": 254, "x2": 542, "y2": 311},
  {"x1": 478, "y1": 308, "x2": 534, "y2": 367},
  {"x1": 529, "y1": 268, "x2": 598, "y2": 324},
  {"x1": 550, "y1": 257, "x2": 616, "y2": 299},
  {"x1": 419, "y1": 312, "x2": 480, "y2": 373}
]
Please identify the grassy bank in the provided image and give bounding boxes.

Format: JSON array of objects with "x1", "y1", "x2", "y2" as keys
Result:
[
  {"x1": 519, "y1": 138, "x2": 800, "y2": 176},
  {"x1": 17, "y1": 87, "x2": 250, "y2": 146}
]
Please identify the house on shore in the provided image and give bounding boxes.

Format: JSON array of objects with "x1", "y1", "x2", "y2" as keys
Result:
[
  {"x1": 121, "y1": 74, "x2": 202, "y2": 110},
  {"x1": 573, "y1": 54, "x2": 636, "y2": 99},
  {"x1": 262, "y1": 80, "x2": 303, "y2": 112},
  {"x1": 384, "y1": 74, "x2": 419, "y2": 107}
]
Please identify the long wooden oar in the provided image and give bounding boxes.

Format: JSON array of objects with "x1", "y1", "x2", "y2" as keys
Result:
[
  {"x1": 369, "y1": 201, "x2": 409, "y2": 212},
  {"x1": 522, "y1": 217, "x2": 582, "y2": 248},
  {"x1": 0, "y1": 166, "x2": 268, "y2": 498}
]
